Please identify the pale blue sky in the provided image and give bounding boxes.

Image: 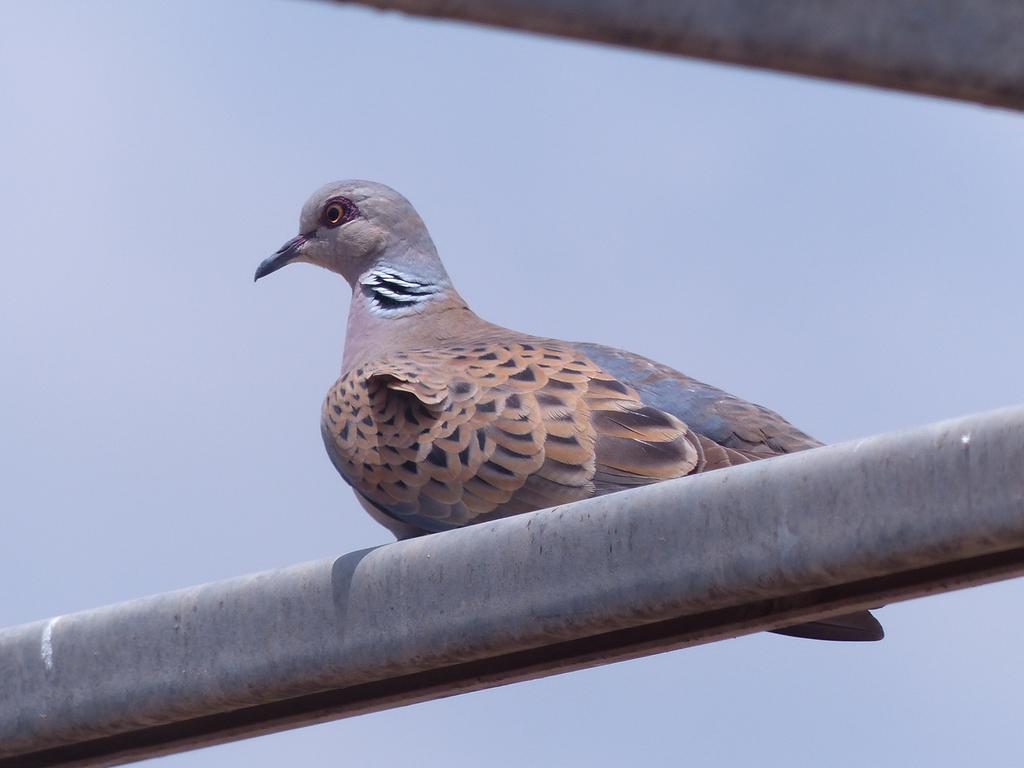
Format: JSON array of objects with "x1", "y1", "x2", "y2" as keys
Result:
[{"x1": 3, "y1": 2, "x2": 1024, "y2": 765}]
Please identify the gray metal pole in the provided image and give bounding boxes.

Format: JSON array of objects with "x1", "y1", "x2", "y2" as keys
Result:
[
  {"x1": 4, "y1": 405, "x2": 1024, "y2": 766},
  {"x1": 327, "y1": 0, "x2": 1024, "y2": 111}
]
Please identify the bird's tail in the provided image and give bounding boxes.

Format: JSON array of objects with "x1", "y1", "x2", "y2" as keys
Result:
[{"x1": 771, "y1": 610, "x2": 884, "y2": 641}]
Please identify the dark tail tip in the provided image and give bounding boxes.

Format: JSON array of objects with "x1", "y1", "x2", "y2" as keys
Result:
[{"x1": 770, "y1": 610, "x2": 884, "y2": 642}]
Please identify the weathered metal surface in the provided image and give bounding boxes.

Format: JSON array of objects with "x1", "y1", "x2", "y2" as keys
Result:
[
  {"x1": 328, "y1": 0, "x2": 1024, "y2": 111},
  {"x1": 3, "y1": 405, "x2": 1024, "y2": 766}
]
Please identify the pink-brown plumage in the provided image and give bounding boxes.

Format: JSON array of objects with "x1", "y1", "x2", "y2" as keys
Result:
[{"x1": 323, "y1": 339, "x2": 682, "y2": 528}]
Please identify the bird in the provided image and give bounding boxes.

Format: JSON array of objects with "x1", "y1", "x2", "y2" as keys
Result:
[{"x1": 255, "y1": 180, "x2": 883, "y2": 642}]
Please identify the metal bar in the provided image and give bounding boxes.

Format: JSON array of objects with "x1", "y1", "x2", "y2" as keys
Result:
[
  {"x1": 4, "y1": 405, "x2": 1024, "y2": 767},
  {"x1": 329, "y1": 0, "x2": 1024, "y2": 111}
]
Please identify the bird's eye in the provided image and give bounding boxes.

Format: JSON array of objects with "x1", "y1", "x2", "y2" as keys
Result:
[
  {"x1": 322, "y1": 201, "x2": 348, "y2": 227},
  {"x1": 319, "y1": 196, "x2": 359, "y2": 228}
]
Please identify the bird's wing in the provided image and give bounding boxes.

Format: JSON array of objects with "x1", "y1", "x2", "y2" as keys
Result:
[
  {"x1": 572, "y1": 342, "x2": 823, "y2": 456},
  {"x1": 570, "y1": 343, "x2": 886, "y2": 642},
  {"x1": 321, "y1": 340, "x2": 720, "y2": 532}
]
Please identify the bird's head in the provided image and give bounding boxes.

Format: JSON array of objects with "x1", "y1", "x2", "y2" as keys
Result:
[{"x1": 255, "y1": 181, "x2": 451, "y2": 297}]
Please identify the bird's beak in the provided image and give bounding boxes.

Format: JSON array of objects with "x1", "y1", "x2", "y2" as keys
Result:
[{"x1": 254, "y1": 234, "x2": 310, "y2": 282}]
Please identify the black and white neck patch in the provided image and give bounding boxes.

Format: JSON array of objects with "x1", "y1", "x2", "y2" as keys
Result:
[{"x1": 359, "y1": 268, "x2": 441, "y2": 313}]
